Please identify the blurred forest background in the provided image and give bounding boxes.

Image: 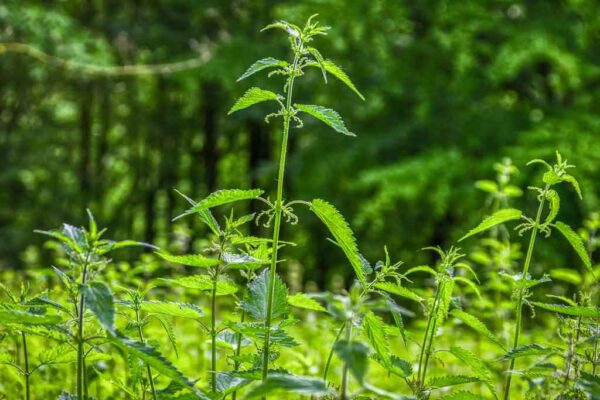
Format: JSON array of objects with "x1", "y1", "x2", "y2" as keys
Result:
[{"x1": 1, "y1": 0, "x2": 599, "y2": 289}]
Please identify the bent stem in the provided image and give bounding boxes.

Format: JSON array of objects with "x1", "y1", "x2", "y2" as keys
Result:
[
  {"x1": 21, "y1": 332, "x2": 30, "y2": 400},
  {"x1": 502, "y1": 187, "x2": 548, "y2": 400},
  {"x1": 261, "y1": 46, "x2": 302, "y2": 381}
]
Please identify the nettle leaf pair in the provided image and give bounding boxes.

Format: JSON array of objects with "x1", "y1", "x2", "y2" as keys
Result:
[{"x1": 229, "y1": 14, "x2": 364, "y2": 137}]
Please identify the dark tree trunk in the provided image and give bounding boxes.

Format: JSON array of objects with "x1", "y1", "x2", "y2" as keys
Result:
[{"x1": 79, "y1": 82, "x2": 94, "y2": 207}]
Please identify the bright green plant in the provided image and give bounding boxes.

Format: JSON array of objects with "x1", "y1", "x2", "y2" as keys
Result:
[
  {"x1": 228, "y1": 14, "x2": 364, "y2": 386},
  {"x1": 460, "y1": 151, "x2": 593, "y2": 400}
]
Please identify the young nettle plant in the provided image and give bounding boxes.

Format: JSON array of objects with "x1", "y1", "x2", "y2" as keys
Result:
[
  {"x1": 459, "y1": 151, "x2": 594, "y2": 400},
  {"x1": 228, "y1": 13, "x2": 364, "y2": 387}
]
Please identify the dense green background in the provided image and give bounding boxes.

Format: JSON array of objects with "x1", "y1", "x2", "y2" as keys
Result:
[{"x1": 1, "y1": 0, "x2": 599, "y2": 288}]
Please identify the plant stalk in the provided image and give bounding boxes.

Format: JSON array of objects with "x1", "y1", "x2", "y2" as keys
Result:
[
  {"x1": 77, "y1": 254, "x2": 90, "y2": 400},
  {"x1": 340, "y1": 320, "x2": 353, "y2": 400},
  {"x1": 417, "y1": 282, "x2": 441, "y2": 385},
  {"x1": 502, "y1": 188, "x2": 547, "y2": 400},
  {"x1": 231, "y1": 308, "x2": 246, "y2": 400},
  {"x1": 420, "y1": 280, "x2": 444, "y2": 387},
  {"x1": 261, "y1": 46, "x2": 301, "y2": 382},
  {"x1": 211, "y1": 266, "x2": 220, "y2": 393},
  {"x1": 323, "y1": 321, "x2": 346, "y2": 384},
  {"x1": 21, "y1": 332, "x2": 30, "y2": 400},
  {"x1": 135, "y1": 308, "x2": 157, "y2": 400}
]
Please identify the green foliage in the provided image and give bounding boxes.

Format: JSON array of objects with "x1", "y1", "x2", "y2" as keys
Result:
[
  {"x1": 227, "y1": 88, "x2": 281, "y2": 115},
  {"x1": 333, "y1": 340, "x2": 369, "y2": 384},
  {"x1": 374, "y1": 282, "x2": 423, "y2": 303},
  {"x1": 160, "y1": 275, "x2": 238, "y2": 295},
  {"x1": 243, "y1": 374, "x2": 332, "y2": 399},
  {"x1": 362, "y1": 311, "x2": 391, "y2": 367},
  {"x1": 241, "y1": 268, "x2": 288, "y2": 321},
  {"x1": 553, "y1": 221, "x2": 593, "y2": 271},
  {"x1": 175, "y1": 189, "x2": 264, "y2": 221},
  {"x1": 287, "y1": 293, "x2": 326, "y2": 312},
  {"x1": 140, "y1": 301, "x2": 204, "y2": 320},
  {"x1": 156, "y1": 252, "x2": 220, "y2": 268},
  {"x1": 83, "y1": 281, "x2": 115, "y2": 332},
  {"x1": 531, "y1": 302, "x2": 600, "y2": 318},
  {"x1": 294, "y1": 104, "x2": 355, "y2": 136},
  {"x1": 459, "y1": 208, "x2": 522, "y2": 241},
  {"x1": 450, "y1": 309, "x2": 505, "y2": 350},
  {"x1": 237, "y1": 58, "x2": 288, "y2": 82}
]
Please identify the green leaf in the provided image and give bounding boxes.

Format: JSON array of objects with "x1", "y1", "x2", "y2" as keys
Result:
[
  {"x1": 174, "y1": 188, "x2": 264, "y2": 221},
  {"x1": 438, "y1": 391, "x2": 488, "y2": 400},
  {"x1": 110, "y1": 333, "x2": 205, "y2": 397},
  {"x1": 373, "y1": 282, "x2": 423, "y2": 303},
  {"x1": 84, "y1": 281, "x2": 115, "y2": 333},
  {"x1": 310, "y1": 199, "x2": 367, "y2": 287},
  {"x1": 437, "y1": 277, "x2": 454, "y2": 325},
  {"x1": 459, "y1": 208, "x2": 522, "y2": 241},
  {"x1": 159, "y1": 275, "x2": 238, "y2": 296},
  {"x1": 307, "y1": 59, "x2": 365, "y2": 100},
  {"x1": 243, "y1": 373, "x2": 332, "y2": 399},
  {"x1": 0, "y1": 309, "x2": 62, "y2": 326},
  {"x1": 261, "y1": 20, "x2": 301, "y2": 37},
  {"x1": 156, "y1": 251, "x2": 219, "y2": 268},
  {"x1": 453, "y1": 277, "x2": 481, "y2": 300},
  {"x1": 363, "y1": 311, "x2": 390, "y2": 367},
  {"x1": 237, "y1": 58, "x2": 287, "y2": 82},
  {"x1": 228, "y1": 88, "x2": 280, "y2": 115},
  {"x1": 474, "y1": 180, "x2": 498, "y2": 193},
  {"x1": 295, "y1": 104, "x2": 355, "y2": 136},
  {"x1": 307, "y1": 47, "x2": 327, "y2": 83},
  {"x1": 553, "y1": 221, "x2": 593, "y2": 272},
  {"x1": 428, "y1": 375, "x2": 481, "y2": 389},
  {"x1": 241, "y1": 268, "x2": 288, "y2": 321},
  {"x1": 501, "y1": 343, "x2": 557, "y2": 360},
  {"x1": 561, "y1": 174, "x2": 582, "y2": 199},
  {"x1": 451, "y1": 309, "x2": 505, "y2": 350},
  {"x1": 531, "y1": 302, "x2": 600, "y2": 318},
  {"x1": 549, "y1": 268, "x2": 582, "y2": 286},
  {"x1": 140, "y1": 301, "x2": 204, "y2": 320},
  {"x1": 287, "y1": 293, "x2": 326, "y2": 312},
  {"x1": 404, "y1": 265, "x2": 437, "y2": 276},
  {"x1": 174, "y1": 189, "x2": 221, "y2": 235},
  {"x1": 449, "y1": 346, "x2": 496, "y2": 397},
  {"x1": 544, "y1": 190, "x2": 560, "y2": 224},
  {"x1": 334, "y1": 340, "x2": 369, "y2": 384}
]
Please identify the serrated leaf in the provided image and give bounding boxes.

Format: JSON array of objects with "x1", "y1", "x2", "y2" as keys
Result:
[
  {"x1": 0, "y1": 309, "x2": 62, "y2": 326},
  {"x1": 310, "y1": 199, "x2": 366, "y2": 287},
  {"x1": 307, "y1": 59, "x2": 365, "y2": 100},
  {"x1": 261, "y1": 20, "x2": 301, "y2": 37},
  {"x1": 140, "y1": 301, "x2": 204, "y2": 320},
  {"x1": 501, "y1": 343, "x2": 557, "y2": 360},
  {"x1": 449, "y1": 347, "x2": 496, "y2": 398},
  {"x1": 160, "y1": 275, "x2": 238, "y2": 296},
  {"x1": 84, "y1": 281, "x2": 115, "y2": 333},
  {"x1": 428, "y1": 375, "x2": 481, "y2": 389},
  {"x1": 287, "y1": 293, "x2": 326, "y2": 312},
  {"x1": 307, "y1": 47, "x2": 327, "y2": 83},
  {"x1": 175, "y1": 189, "x2": 263, "y2": 221},
  {"x1": 295, "y1": 104, "x2": 355, "y2": 136},
  {"x1": 459, "y1": 209, "x2": 522, "y2": 241},
  {"x1": 438, "y1": 391, "x2": 488, "y2": 400},
  {"x1": 531, "y1": 302, "x2": 600, "y2": 318},
  {"x1": 404, "y1": 265, "x2": 437, "y2": 276},
  {"x1": 561, "y1": 174, "x2": 582, "y2": 199},
  {"x1": 363, "y1": 311, "x2": 390, "y2": 367},
  {"x1": 334, "y1": 340, "x2": 369, "y2": 384},
  {"x1": 228, "y1": 88, "x2": 279, "y2": 115},
  {"x1": 174, "y1": 189, "x2": 221, "y2": 234},
  {"x1": 544, "y1": 190, "x2": 560, "y2": 224},
  {"x1": 243, "y1": 373, "x2": 332, "y2": 399},
  {"x1": 225, "y1": 321, "x2": 298, "y2": 347},
  {"x1": 237, "y1": 58, "x2": 287, "y2": 82},
  {"x1": 437, "y1": 277, "x2": 454, "y2": 325},
  {"x1": 451, "y1": 309, "x2": 505, "y2": 350},
  {"x1": 373, "y1": 282, "x2": 423, "y2": 303},
  {"x1": 453, "y1": 277, "x2": 481, "y2": 300},
  {"x1": 241, "y1": 268, "x2": 288, "y2": 321},
  {"x1": 553, "y1": 221, "x2": 593, "y2": 272},
  {"x1": 156, "y1": 251, "x2": 219, "y2": 268}
]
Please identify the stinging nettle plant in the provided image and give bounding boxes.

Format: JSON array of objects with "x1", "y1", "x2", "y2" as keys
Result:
[
  {"x1": 227, "y1": 13, "x2": 365, "y2": 390},
  {"x1": 459, "y1": 151, "x2": 594, "y2": 400}
]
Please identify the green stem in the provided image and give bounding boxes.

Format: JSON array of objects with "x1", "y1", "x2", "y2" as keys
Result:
[
  {"x1": 420, "y1": 280, "x2": 444, "y2": 387},
  {"x1": 323, "y1": 321, "x2": 346, "y2": 383},
  {"x1": 77, "y1": 254, "x2": 90, "y2": 400},
  {"x1": 417, "y1": 283, "x2": 441, "y2": 385},
  {"x1": 21, "y1": 332, "x2": 30, "y2": 400},
  {"x1": 211, "y1": 266, "x2": 219, "y2": 393},
  {"x1": 135, "y1": 308, "x2": 157, "y2": 400},
  {"x1": 261, "y1": 47, "x2": 301, "y2": 383},
  {"x1": 593, "y1": 334, "x2": 598, "y2": 375},
  {"x1": 502, "y1": 188, "x2": 547, "y2": 400},
  {"x1": 340, "y1": 320, "x2": 353, "y2": 400},
  {"x1": 565, "y1": 317, "x2": 581, "y2": 386},
  {"x1": 231, "y1": 308, "x2": 246, "y2": 400}
]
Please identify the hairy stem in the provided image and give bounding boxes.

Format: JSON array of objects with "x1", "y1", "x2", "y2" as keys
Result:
[
  {"x1": 340, "y1": 320, "x2": 353, "y2": 400},
  {"x1": 211, "y1": 266, "x2": 219, "y2": 393},
  {"x1": 261, "y1": 46, "x2": 301, "y2": 382},
  {"x1": 231, "y1": 308, "x2": 246, "y2": 400},
  {"x1": 417, "y1": 283, "x2": 441, "y2": 386},
  {"x1": 77, "y1": 253, "x2": 90, "y2": 400},
  {"x1": 135, "y1": 308, "x2": 157, "y2": 400},
  {"x1": 564, "y1": 317, "x2": 581, "y2": 386},
  {"x1": 21, "y1": 332, "x2": 30, "y2": 400},
  {"x1": 502, "y1": 188, "x2": 547, "y2": 400},
  {"x1": 420, "y1": 280, "x2": 444, "y2": 387},
  {"x1": 323, "y1": 321, "x2": 346, "y2": 384}
]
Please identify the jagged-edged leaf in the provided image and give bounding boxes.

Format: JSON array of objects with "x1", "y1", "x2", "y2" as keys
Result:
[
  {"x1": 243, "y1": 373, "x2": 332, "y2": 399},
  {"x1": 373, "y1": 282, "x2": 423, "y2": 303},
  {"x1": 531, "y1": 302, "x2": 600, "y2": 318},
  {"x1": 225, "y1": 321, "x2": 298, "y2": 347},
  {"x1": 295, "y1": 104, "x2": 355, "y2": 136},
  {"x1": 362, "y1": 383, "x2": 416, "y2": 400},
  {"x1": 437, "y1": 278, "x2": 454, "y2": 325},
  {"x1": 373, "y1": 354, "x2": 413, "y2": 378},
  {"x1": 84, "y1": 281, "x2": 115, "y2": 332},
  {"x1": 451, "y1": 309, "x2": 505, "y2": 350},
  {"x1": 215, "y1": 371, "x2": 253, "y2": 396},
  {"x1": 453, "y1": 277, "x2": 481, "y2": 299},
  {"x1": 459, "y1": 209, "x2": 522, "y2": 241},
  {"x1": 141, "y1": 301, "x2": 204, "y2": 320},
  {"x1": 428, "y1": 375, "x2": 481, "y2": 389},
  {"x1": 385, "y1": 295, "x2": 407, "y2": 345},
  {"x1": 561, "y1": 174, "x2": 582, "y2": 199},
  {"x1": 241, "y1": 269, "x2": 288, "y2": 321},
  {"x1": 38, "y1": 345, "x2": 111, "y2": 365},
  {"x1": 544, "y1": 190, "x2": 560, "y2": 224},
  {"x1": 223, "y1": 252, "x2": 268, "y2": 269},
  {"x1": 334, "y1": 340, "x2": 369, "y2": 384},
  {"x1": 228, "y1": 88, "x2": 279, "y2": 115},
  {"x1": 501, "y1": 343, "x2": 557, "y2": 360},
  {"x1": 449, "y1": 347, "x2": 495, "y2": 397},
  {"x1": 0, "y1": 309, "x2": 62, "y2": 326},
  {"x1": 553, "y1": 221, "x2": 593, "y2": 272},
  {"x1": 261, "y1": 21, "x2": 301, "y2": 37},
  {"x1": 160, "y1": 275, "x2": 238, "y2": 296},
  {"x1": 237, "y1": 58, "x2": 287, "y2": 81},
  {"x1": 175, "y1": 189, "x2": 264, "y2": 221},
  {"x1": 10, "y1": 324, "x2": 70, "y2": 341},
  {"x1": 155, "y1": 315, "x2": 179, "y2": 357},
  {"x1": 404, "y1": 265, "x2": 437, "y2": 276},
  {"x1": 174, "y1": 189, "x2": 221, "y2": 234},
  {"x1": 307, "y1": 47, "x2": 327, "y2": 82},
  {"x1": 438, "y1": 391, "x2": 487, "y2": 400},
  {"x1": 310, "y1": 199, "x2": 366, "y2": 287},
  {"x1": 363, "y1": 311, "x2": 390, "y2": 367},
  {"x1": 156, "y1": 251, "x2": 219, "y2": 268},
  {"x1": 287, "y1": 293, "x2": 326, "y2": 312},
  {"x1": 110, "y1": 333, "x2": 205, "y2": 397},
  {"x1": 544, "y1": 294, "x2": 578, "y2": 307},
  {"x1": 307, "y1": 59, "x2": 365, "y2": 100}
]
